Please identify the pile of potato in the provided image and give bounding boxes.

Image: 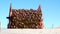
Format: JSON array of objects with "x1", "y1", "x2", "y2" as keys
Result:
[{"x1": 8, "y1": 9, "x2": 42, "y2": 29}]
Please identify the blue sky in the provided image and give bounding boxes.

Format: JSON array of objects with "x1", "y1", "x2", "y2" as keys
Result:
[{"x1": 0, "y1": 0, "x2": 60, "y2": 29}]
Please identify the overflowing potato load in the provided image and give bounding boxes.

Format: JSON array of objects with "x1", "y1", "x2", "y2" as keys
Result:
[{"x1": 7, "y1": 4, "x2": 44, "y2": 29}]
